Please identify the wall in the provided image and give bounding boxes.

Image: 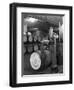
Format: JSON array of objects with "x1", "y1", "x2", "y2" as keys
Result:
[{"x1": 0, "y1": 0, "x2": 74, "y2": 90}]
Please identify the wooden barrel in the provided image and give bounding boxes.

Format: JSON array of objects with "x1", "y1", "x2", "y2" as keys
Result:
[
  {"x1": 34, "y1": 35, "x2": 37, "y2": 42},
  {"x1": 30, "y1": 50, "x2": 51, "y2": 71},
  {"x1": 23, "y1": 46, "x2": 26, "y2": 54},
  {"x1": 30, "y1": 52, "x2": 41, "y2": 70},
  {"x1": 28, "y1": 32, "x2": 33, "y2": 42},
  {"x1": 28, "y1": 34, "x2": 33, "y2": 42},
  {"x1": 27, "y1": 44, "x2": 33, "y2": 53},
  {"x1": 34, "y1": 44, "x2": 39, "y2": 51},
  {"x1": 23, "y1": 34, "x2": 27, "y2": 42}
]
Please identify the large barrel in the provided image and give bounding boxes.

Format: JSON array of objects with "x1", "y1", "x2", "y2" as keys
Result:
[
  {"x1": 30, "y1": 52, "x2": 41, "y2": 70},
  {"x1": 30, "y1": 50, "x2": 51, "y2": 71}
]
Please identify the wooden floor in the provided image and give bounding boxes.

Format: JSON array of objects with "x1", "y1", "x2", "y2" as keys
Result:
[{"x1": 23, "y1": 64, "x2": 63, "y2": 75}]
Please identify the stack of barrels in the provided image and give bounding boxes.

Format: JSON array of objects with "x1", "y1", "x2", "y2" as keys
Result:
[
  {"x1": 23, "y1": 32, "x2": 41, "y2": 54},
  {"x1": 23, "y1": 32, "x2": 52, "y2": 71}
]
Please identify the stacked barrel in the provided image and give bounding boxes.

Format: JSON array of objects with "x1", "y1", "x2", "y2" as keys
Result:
[{"x1": 23, "y1": 32, "x2": 41, "y2": 54}]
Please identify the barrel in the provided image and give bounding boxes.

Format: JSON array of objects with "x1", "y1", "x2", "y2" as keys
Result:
[
  {"x1": 28, "y1": 34, "x2": 33, "y2": 42},
  {"x1": 30, "y1": 50, "x2": 51, "y2": 71},
  {"x1": 23, "y1": 34, "x2": 27, "y2": 43},
  {"x1": 34, "y1": 44, "x2": 39, "y2": 51},
  {"x1": 23, "y1": 46, "x2": 26, "y2": 54},
  {"x1": 28, "y1": 32, "x2": 33, "y2": 42},
  {"x1": 34, "y1": 35, "x2": 37, "y2": 42},
  {"x1": 27, "y1": 44, "x2": 33, "y2": 53}
]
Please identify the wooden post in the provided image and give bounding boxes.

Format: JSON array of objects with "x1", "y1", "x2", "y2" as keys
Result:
[
  {"x1": 51, "y1": 33, "x2": 58, "y2": 72},
  {"x1": 49, "y1": 27, "x2": 53, "y2": 39}
]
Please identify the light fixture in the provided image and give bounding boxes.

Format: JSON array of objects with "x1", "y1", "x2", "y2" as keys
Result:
[{"x1": 25, "y1": 17, "x2": 38, "y2": 23}]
